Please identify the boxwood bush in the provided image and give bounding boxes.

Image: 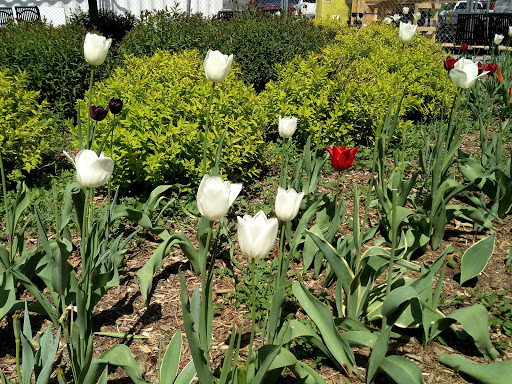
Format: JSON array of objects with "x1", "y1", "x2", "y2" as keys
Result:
[
  {"x1": 77, "y1": 50, "x2": 267, "y2": 191},
  {"x1": 0, "y1": 68, "x2": 54, "y2": 181},
  {"x1": 0, "y1": 22, "x2": 115, "y2": 119},
  {"x1": 258, "y1": 23, "x2": 457, "y2": 147},
  {"x1": 119, "y1": 10, "x2": 337, "y2": 91}
]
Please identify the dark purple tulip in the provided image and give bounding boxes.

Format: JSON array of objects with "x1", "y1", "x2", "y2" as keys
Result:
[
  {"x1": 108, "y1": 98, "x2": 123, "y2": 115},
  {"x1": 89, "y1": 105, "x2": 109, "y2": 121}
]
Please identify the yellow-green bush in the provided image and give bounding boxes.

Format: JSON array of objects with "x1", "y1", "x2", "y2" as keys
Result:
[
  {"x1": 259, "y1": 23, "x2": 456, "y2": 147},
  {"x1": 0, "y1": 68, "x2": 53, "y2": 181},
  {"x1": 77, "y1": 50, "x2": 267, "y2": 190}
]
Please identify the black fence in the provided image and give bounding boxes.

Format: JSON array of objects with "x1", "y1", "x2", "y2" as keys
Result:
[{"x1": 455, "y1": 13, "x2": 512, "y2": 46}]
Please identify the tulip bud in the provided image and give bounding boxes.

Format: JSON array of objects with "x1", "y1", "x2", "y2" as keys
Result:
[
  {"x1": 413, "y1": 12, "x2": 421, "y2": 21},
  {"x1": 196, "y1": 175, "x2": 242, "y2": 221},
  {"x1": 402, "y1": 7, "x2": 409, "y2": 14},
  {"x1": 89, "y1": 105, "x2": 109, "y2": 121},
  {"x1": 494, "y1": 34, "x2": 504, "y2": 45},
  {"x1": 64, "y1": 149, "x2": 114, "y2": 189},
  {"x1": 108, "y1": 98, "x2": 123, "y2": 115},
  {"x1": 477, "y1": 61, "x2": 485, "y2": 74},
  {"x1": 275, "y1": 187, "x2": 304, "y2": 222},
  {"x1": 461, "y1": 44, "x2": 469, "y2": 53},
  {"x1": 444, "y1": 57, "x2": 458, "y2": 71},
  {"x1": 399, "y1": 22, "x2": 418, "y2": 44},
  {"x1": 392, "y1": 14, "x2": 400, "y2": 22},
  {"x1": 203, "y1": 50, "x2": 233, "y2": 83},
  {"x1": 278, "y1": 116, "x2": 297, "y2": 139},
  {"x1": 83, "y1": 33, "x2": 112, "y2": 66},
  {"x1": 383, "y1": 17, "x2": 392, "y2": 25},
  {"x1": 237, "y1": 211, "x2": 278, "y2": 260}
]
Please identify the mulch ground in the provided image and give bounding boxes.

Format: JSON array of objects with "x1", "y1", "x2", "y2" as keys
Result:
[{"x1": 1, "y1": 134, "x2": 511, "y2": 384}]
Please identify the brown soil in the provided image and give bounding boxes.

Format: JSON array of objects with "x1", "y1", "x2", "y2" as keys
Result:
[{"x1": 1, "y1": 136, "x2": 512, "y2": 384}]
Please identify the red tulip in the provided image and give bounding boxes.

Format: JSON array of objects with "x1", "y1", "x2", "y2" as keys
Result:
[
  {"x1": 325, "y1": 144, "x2": 358, "y2": 172},
  {"x1": 484, "y1": 63, "x2": 498, "y2": 75},
  {"x1": 477, "y1": 61, "x2": 485, "y2": 74},
  {"x1": 444, "y1": 57, "x2": 457, "y2": 71},
  {"x1": 461, "y1": 43, "x2": 469, "y2": 53}
]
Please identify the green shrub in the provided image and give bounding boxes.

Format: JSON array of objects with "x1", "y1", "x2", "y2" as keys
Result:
[
  {"x1": 68, "y1": 9, "x2": 138, "y2": 45},
  {"x1": 0, "y1": 68, "x2": 53, "y2": 181},
  {"x1": 75, "y1": 50, "x2": 267, "y2": 191},
  {"x1": 258, "y1": 23, "x2": 457, "y2": 147},
  {"x1": 0, "y1": 22, "x2": 115, "y2": 119},
  {"x1": 119, "y1": 10, "x2": 337, "y2": 91}
]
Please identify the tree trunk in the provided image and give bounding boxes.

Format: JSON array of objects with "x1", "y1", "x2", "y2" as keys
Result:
[{"x1": 88, "y1": 0, "x2": 99, "y2": 28}]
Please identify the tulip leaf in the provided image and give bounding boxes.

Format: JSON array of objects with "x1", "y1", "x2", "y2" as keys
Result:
[
  {"x1": 381, "y1": 286, "x2": 419, "y2": 326},
  {"x1": 460, "y1": 234, "x2": 495, "y2": 286},
  {"x1": 137, "y1": 234, "x2": 200, "y2": 305},
  {"x1": 366, "y1": 326, "x2": 391, "y2": 384},
  {"x1": 380, "y1": 355, "x2": 423, "y2": 384},
  {"x1": 178, "y1": 270, "x2": 213, "y2": 383},
  {"x1": 302, "y1": 224, "x2": 321, "y2": 271},
  {"x1": 292, "y1": 281, "x2": 355, "y2": 371},
  {"x1": 439, "y1": 354, "x2": 512, "y2": 384},
  {"x1": 159, "y1": 331, "x2": 182, "y2": 384},
  {"x1": 81, "y1": 344, "x2": 149, "y2": 384},
  {"x1": 446, "y1": 304, "x2": 499, "y2": 360}
]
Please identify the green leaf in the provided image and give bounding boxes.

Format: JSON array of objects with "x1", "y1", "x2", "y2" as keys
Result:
[
  {"x1": 439, "y1": 354, "x2": 512, "y2": 384},
  {"x1": 380, "y1": 355, "x2": 423, "y2": 384},
  {"x1": 178, "y1": 270, "x2": 213, "y2": 383},
  {"x1": 381, "y1": 286, "x2": 418, "y2": 326},
  {"x1": 174, "y1": 361, "x2": 196, "y2": 384},
  {"x1": 460, "y1": 234, "x2": 495, "y2": 286},
  {"x1": 292, "y1": 282, "x2": 355, "y2": 371},
  {"x1": 447, "y1": 304, "x2": 499, "y2": 360},
  {"x1": 160, "y1": 331, "x2": 182, "y2": 384},
  {"x1": 81, "y1": 344, "x2": 149, "y2": 384},
  {"x1": 366, "y1": 327, "x2": 390, "y2": 384}
]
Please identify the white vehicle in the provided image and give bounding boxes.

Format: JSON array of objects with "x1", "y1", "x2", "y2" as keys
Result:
[{"x1": 296, "y1": 0, "x2": 316, "y2": 18}]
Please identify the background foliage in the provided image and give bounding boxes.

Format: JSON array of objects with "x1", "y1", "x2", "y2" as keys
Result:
[
  {"x1": 79, "y1": 50, "x2": 267, "y2": 191},
  {"x1": 119, "y1": 10, "x2": 338, "y2": 91},
  {"x1": 259, "y1": 23, "x2": 457, "y2": 147},
  {"x1": 0, "y1": 21, "x2": 114, "y2": 119},
  {"x1": 0, "y1": 68, "x2": 53, "y2": 181}
]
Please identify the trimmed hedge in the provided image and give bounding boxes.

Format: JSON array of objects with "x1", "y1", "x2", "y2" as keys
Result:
[
  {"x1": 119, "y1": 10, "x2": 337, "y2": 91},
  {"x1": 76, "y1": 50, "x2": 268, "y2": 191},
  {"x1": 258, "y1": 23, "x2": 457, "y2": 147}
]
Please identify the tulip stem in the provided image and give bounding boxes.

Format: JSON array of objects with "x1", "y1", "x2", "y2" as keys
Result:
[
  {"x1": 86, "y1": 67, "x2": 95, "y2": 150},
  {"x1": 203, "y1": 83, "x2": 215, "y2": 176},
  {"x1": 276, "y1": 221, "x2": 286, "y2": 283},
  {"x1": 382, "y1": 171, "x2": 399, "y2": 327},
  {"x1": 248, "y1": 258, "x2": 257, "y2": 364},
  {"x1": 281, "y1": 137, "x2": 289, "y2": 188},
  {"x1": 0, "y1": 152, "x2": 9, "y2": 234}
]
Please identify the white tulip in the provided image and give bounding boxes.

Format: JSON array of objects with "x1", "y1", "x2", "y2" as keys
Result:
[
  {"x1": 83, "y1": 33, "x2": 112, "y2": 66},
  {"x1": 278, "y1": 116, "x2": 297, "y2": 139},
  {"x1": 203, "y1": 50, "x2": 233, "y2": 83},
  {"x1": 392, "y1": 14, "x2": 400, "y2": 22},
  {"x1": 64, "y1": 150, "x2": 114, "y2": 189},
  {"x1": 399, "y1": 22, "x2": 418, "y2": 44},
  {"x1": 494, "y1": 34, "x2": 504, "y2": 45},
  {"x1": 237, "y1": 211, "x2": 278, "y2": 260},
  {"x1": 402, "y1": 7, "x2": 409, "y2": 14},
  {"x1": 383, "y1": 17, "x2": 392, "y2": 25},
  {"x1": 413, "y1": 12, "x2": 421, "y2": 21},
  {"x1": 449, "y1": 58, "x2": 488, "y2": 89},
  {"x1": 275, "y1": 187, "x2": 304, "y2": 222},
  {"x1": 196, "y1": 175, "x2": 242, "y2": 221}
]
